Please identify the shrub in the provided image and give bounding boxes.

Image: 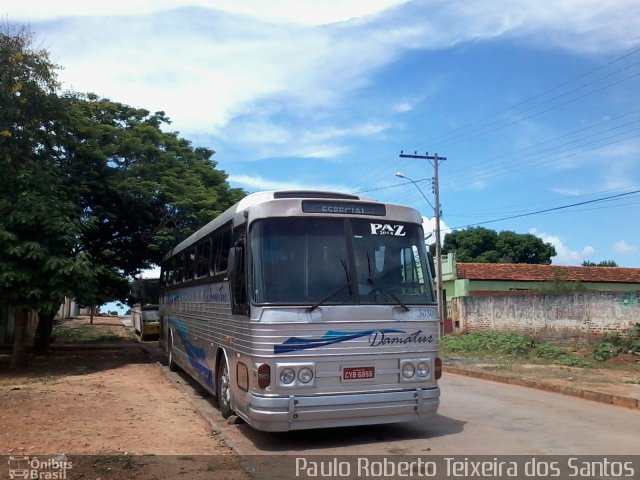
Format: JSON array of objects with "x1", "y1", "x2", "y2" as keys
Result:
[{"x1": 591, "y1": 323, "x2": 640, "y2": 361}]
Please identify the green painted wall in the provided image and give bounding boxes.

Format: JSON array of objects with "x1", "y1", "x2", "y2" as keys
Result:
[{"x1": 440, "y1": 253, "x2": 640, "y2": 301}]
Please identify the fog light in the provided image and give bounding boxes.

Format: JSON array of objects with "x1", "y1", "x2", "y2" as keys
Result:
[
  {"x1": 280, "y1": 368, "x2": 296, "y2": 384},
  {"x1": 435, "y1": 357, "x2": 442, "y2": 380},
  {"x1": 402, "y1": 363, "x2": 415, "y2": 379},
  {"x1": 298, "y1": 367, "x2": 314, "y2": 384}
]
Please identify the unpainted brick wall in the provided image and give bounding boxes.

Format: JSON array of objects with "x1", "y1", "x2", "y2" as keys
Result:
[{"x1": 453, "y1": 291, "x2": 640, "y2": 336}]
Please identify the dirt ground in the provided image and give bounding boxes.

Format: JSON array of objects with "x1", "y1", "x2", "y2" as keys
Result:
[
  {"x1": 1, "y1": 317, "x2": 638, "y2": 478},
  {"x1": 0, "y1": 316, "x2": 250, "y2": 480}
]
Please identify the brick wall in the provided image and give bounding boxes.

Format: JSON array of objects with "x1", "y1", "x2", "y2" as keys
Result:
[{"x1": 453, "y1": 291, "x2": 640, "y2": 336}]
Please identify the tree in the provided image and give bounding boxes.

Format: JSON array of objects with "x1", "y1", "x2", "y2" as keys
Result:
[
  {"x1": 0, "y1": 26, "x2": 96, "y2": 365},
  {"x1": 59, "y1": 93, "x2": 245, "y2": 272},
  {"x1": 441, "y1": 227, "x2": 556, "y2": 264},
  {"x1": 540, "y1": 269, "x2": 586, "y2": 294},
  {"x1": 1, "y1": 26, "x2": 245, "y2": 365},
  {"x1": 581, "y1": 260, "x2": 618, "y2": 267}
]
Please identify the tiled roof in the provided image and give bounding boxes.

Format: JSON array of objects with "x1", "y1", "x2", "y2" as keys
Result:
[{"x1": 455, "y1": 263, "x2": 640, "y2": 284}]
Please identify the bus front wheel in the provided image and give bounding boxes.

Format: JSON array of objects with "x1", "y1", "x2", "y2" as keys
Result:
[
  {"x1": 167, "y1": 332, "x2": 180, "y2": 372},
  {"x1": 217, "y1": 359, "x2": 234, "y2": 419}
]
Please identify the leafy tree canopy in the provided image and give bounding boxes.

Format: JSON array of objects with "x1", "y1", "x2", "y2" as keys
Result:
[
  {"x1": 581, "y1": 260, "x2": 618, "y2": 267},
  {"x1": 1, "y1": 25, "x2": 95, "y2": 314},
  {"x1": 1, "y1": 25, "x2": 245, "y2": 362},
  {"x1": 442, "y1": 227, "x2": 556, "y2": 264}
]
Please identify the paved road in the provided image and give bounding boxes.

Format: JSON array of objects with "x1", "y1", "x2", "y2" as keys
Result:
[{"x1": 169, "y1": 369, "x2": 640, "y2": 478}]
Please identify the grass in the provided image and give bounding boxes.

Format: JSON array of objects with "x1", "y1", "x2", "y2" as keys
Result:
[
  {"x1": 52, "y1": 324, "x2": 136, "y2": 344},
  {"x1": 440, "y1": 329, "x2": 639, "y2": 370}
]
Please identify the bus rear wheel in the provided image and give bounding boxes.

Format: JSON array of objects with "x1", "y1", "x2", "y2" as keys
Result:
[{"x1": 217, "y1": 359, "x2": 234, "y2": 419}]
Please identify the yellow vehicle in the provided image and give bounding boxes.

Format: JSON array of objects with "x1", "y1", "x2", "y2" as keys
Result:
[
  {"x1": 130, "y1": 277, "x2": 160, "y2": 341},
  {"x1": 132, "y1": 303, "x2": 160, "y2": 340}
]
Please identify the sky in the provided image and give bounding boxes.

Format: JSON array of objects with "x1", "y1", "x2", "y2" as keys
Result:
[{"x1": 5, "y1": 1, "x2": 640, "y2": 275}]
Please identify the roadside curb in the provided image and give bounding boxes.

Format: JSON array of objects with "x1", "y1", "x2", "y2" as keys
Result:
[
  {"x1": 443, "y1": 365, "x2": 639, "y2": 410},
  {"x1": 48, "y1": 343, "x2": 143, "y2": 350},
  {"x1": 156, "y1": 362, "x2": 258, "y2": 479}
]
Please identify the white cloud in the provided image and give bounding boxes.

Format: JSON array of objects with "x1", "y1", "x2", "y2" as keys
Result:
[
  {"x1": 422, "y1": 216, "x2": 452, "y2": 246},
  {"x1": 219, "y1": 120, "x2": 391, "y2": 159},
  {"x1": 4, "y1": 0, "x2": 411, "y2": 26},
  {"x1": 529, "y1": 228, "x2": 594, "y2": 265},
  {"x1": 549, "y1": 187, "x2": 583, "y2": 197},
  {"x1": 393, "y1": 101, "x2": 414, "y2": 113},
  {"x1": 6, "y1": 0, "x2": 639, "y2": 156},
  {"x1": 228, "y1": 174, "x2": 351, "y2": 193},
  {"x1": 613, "y1": 240, "x2": 638, "y2": 254}
]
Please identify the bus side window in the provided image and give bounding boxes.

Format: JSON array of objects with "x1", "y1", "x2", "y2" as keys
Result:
[
  {"x1": 198, "y1": 239, "x2": 211, "y2": 278},
  {"x1": 230, "y1": 230, "x2": 248, "y2": 315},
  {"x1": 217, "y1": 228, "x2": 232, "y2": 273},
  {"x1": 165, "y1": 264, "x2": 172, "y2": 285},
  {"x1": 205, "y1": 239, "x2": 212, "y2": 277},
  {"x1": 210, "y1": 234, "x2": 221, "y2": 276},
  {"x1": 177, "y1": 253, "x2": 185, "y2": 283},
  {"x1": 186, "y1": 248, "x2": 196, "y2": 281},
  {"x1": 172, "y1": 257, "x2": 179, "y2": 285}
]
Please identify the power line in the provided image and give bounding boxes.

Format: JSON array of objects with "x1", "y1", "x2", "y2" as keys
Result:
[
  {"x1": 424, "y1": 47, "x2": 640, "y2": 150},
  {"x1": 444, "y1": 184, "x2": 640, "y2": 218},
  {"x1": 443, "y1": 108, "x2": 640, "y2": 178},
  {"x1": 353, "y1": 177, "x2": 431, "y2": 194},
  {"x1": 442, "y1": 126, "x2": 640, "y2": 191},
  {"x1": 344, "y1": 46, "x2": 640, "y2": 193},
  {"x1": 449, "y1": 189, "x2": 640, "y2": 230}
]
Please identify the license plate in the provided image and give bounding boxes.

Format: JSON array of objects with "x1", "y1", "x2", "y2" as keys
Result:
[{"x1": 343, "y1": 366, "x2": 375, "y2": 381}]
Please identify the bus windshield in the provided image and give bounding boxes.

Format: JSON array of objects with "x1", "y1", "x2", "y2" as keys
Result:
[{"x1": 250, "y1": 217, "x2": 434, "y2": 306}]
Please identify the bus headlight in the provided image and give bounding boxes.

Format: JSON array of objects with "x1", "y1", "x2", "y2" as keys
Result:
[
  {"x1": 298, "y1": 367, "x2": 314, "y2": 384},
  {"x1": 400, "y1": 358, "x2": 432, "y2": 382},
  {"x1": 417, "y1": 362, "x2": 430, "y2": 378},
  {"x1": 402, "y1": 363, "x2": 415, "y2": 379},
  {"x1": 280, "y1": 368, "x2": 296, "y2": 385},
  {"x1": 276, "y1": 363, "x2": 316, "y2": 387}
]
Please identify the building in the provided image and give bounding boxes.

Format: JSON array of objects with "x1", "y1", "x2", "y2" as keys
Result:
[
  {"x1": 0, "y1": 298, "x2": 79, "y2": 347},
  {"x1": 440, "y1": 253, "x2": 640, "y2": 334},
  {"x1": 441, "y1": 253, "x2": 640, "y2": 300}
]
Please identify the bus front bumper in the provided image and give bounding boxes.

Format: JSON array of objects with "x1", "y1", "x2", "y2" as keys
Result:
[{"x1": 245, "y1": 387, "x2": 440, "y2": 432}]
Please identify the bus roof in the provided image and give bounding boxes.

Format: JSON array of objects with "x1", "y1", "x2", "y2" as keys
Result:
[{"x1": 164, "y1": 190, "x2": 420, "y2": 260}]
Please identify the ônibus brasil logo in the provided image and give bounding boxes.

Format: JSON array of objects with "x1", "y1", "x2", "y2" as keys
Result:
[{"x1": 8, "y1": 456, "x2": 73, "y2": 479}]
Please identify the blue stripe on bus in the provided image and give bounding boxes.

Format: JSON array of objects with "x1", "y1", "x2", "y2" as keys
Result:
[
  {"x1": 274, "y1": 329, "x2": 405, "y2": 354},
  {"x1": 171, "y1": 318, "x2": 215, "y2": 387}
]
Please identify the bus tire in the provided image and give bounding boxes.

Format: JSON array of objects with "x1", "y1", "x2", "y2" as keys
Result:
[
  {"x1": 167, "y1": 331, "x2": 180, "y2": 372},
  {"x1": 217, "y1": 358, "x2": 234, "y2": 419}
]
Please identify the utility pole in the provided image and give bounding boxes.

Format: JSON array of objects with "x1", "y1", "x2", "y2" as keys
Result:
[{"x1": 399, "y1": 151, "x2": 447, "y2": 337}]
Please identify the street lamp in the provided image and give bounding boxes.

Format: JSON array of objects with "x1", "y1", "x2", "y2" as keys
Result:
[
  {"x1": 395, "y1": 172, "x2": 434, "y2": 210},
  {"x1": 395, "y1": 171, "x2": 445, "y2": 337}
]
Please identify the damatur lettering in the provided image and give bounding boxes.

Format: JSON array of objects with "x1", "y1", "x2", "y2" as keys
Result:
[{"x1": 369, "y1": 330, "x2": 433, "y2": 347}]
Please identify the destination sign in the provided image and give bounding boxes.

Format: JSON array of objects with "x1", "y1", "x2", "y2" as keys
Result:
[{"x1": 302, "y1": 201, "x2": 386, "y2": 216}]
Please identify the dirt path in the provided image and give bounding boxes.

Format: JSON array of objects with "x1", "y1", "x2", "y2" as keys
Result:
[{"x1": 0, "y1": 317, "x2": 250, "y2": 479}]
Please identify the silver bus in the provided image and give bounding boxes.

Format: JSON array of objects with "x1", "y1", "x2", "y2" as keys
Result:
[{"x1": 159, "y1": 191, "x2": 441, "y2": 432}]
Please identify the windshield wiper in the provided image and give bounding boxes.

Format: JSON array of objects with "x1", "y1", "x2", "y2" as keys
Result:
[
  {"x1": 307, "y1": 282, "x2": 352, "y2": 313},
  {"x1": 307, "y1": 259, "x2": 353, "y2": 313},
  {"x1": 365, "y1": 251, "x2": 409, "y2": 311},
  {"x1": 367, "y1": 276, "x2": 410, "y2": 312}
]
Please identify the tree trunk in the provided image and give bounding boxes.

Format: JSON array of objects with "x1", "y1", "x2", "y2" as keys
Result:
[
  {"x1": 10, "y1": 310, "x2": 29, "y2": 369},
  {"x1": 90, "y1": 305, "x2": 95, "y2": 324},
  {"x1": 33, "y1": 310, "x2": 56, "y2": 355}
]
